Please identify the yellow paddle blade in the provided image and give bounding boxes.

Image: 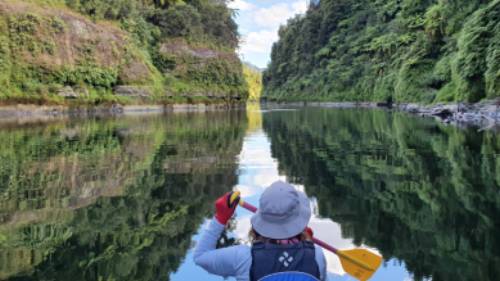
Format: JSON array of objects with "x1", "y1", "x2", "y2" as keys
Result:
[
  {"x1": 229, "y1": 191, "x2": 241, "y2": 207},
  {"x1": 337, "y1": 249, "x2": 383, "y2": 281}
]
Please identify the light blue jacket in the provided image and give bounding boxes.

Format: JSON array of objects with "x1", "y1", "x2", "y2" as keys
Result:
[{"x1": 194, "y1": 218, "x2": 328, "y2": 281}]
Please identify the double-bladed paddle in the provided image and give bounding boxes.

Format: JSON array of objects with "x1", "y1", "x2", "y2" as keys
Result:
[{"x1": 229, "y1": 192, "x2": 383, "y2": 281}]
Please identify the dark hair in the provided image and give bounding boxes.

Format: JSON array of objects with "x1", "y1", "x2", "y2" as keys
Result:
[{"x1": 249, "y1": 228, "x2": 311, "y2": 244}]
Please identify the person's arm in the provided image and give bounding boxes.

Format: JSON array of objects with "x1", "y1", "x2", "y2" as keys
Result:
[
  {"x1": 314, "y1": 245, "x2": 328, "y2": 281},
  {"x1": 194, "y1": 192, "x2": 251, "y2": 278},
  {"x1": 193, "y1": 218, "x2": 250, "y2": 278}
]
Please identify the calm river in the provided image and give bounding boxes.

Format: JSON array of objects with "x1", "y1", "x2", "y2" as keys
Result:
[{"x1": 0, "y1": 105, "x2": 498, "y2": 281}]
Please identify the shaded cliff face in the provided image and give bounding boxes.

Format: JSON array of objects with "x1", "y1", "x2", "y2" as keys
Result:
[
  {"x1": 0, "y1": 0, "x2": 247, "y2": 105},
  {"x1": 0, "y1": 111, "x2": 247, "y2": 280},
  {"x1": 263, "y1": 0, "x2": 499, "y2": 103},
  {"x1": 263, "y1": 108, "x2": 500, "y2": 281}
]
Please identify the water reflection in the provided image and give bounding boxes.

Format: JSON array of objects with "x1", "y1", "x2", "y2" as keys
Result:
[
  {"x1": 263, "y1": 107, "x2": 500, "y2": 281},
  {"x1": 230, "y1": 127, "x2": 365, "y2": 279},
  {"x1": 1, "y1": 106, "x2": 498, "y2": 281},
  {"x1": 228, "y1": 106, "x2": 411, "y2": 280},
  {"x1": 0, "y1": 112, "x2": 247, "y2": 281},
  {"x1": 172, "y1": 104, "x2": 413, "y2": 280}
]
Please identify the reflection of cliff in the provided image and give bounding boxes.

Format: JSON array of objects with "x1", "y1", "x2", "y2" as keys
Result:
[
  {"x1": 263, "y1": 108, "x2": 500, "y2": 281},
  {"x1": 0, "y1": 118, "x2": 167, "y2": 231},
  {"x1": 0, "y1": 111, "x2": 247, "y2": 280}
]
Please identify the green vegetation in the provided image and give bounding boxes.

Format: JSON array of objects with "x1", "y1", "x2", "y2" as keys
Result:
[
  {"x1": 243, "y1": 63, "x2": 263, "y2": 102},
  {"x1": 263, "y1": 108, "x2": 500, "y2": 280},
  {"x1": 0, "y1": 111, "x2": 247, "y2": 280},
  {"x1": 264, "y1": 0, "x2": 500, "y2": 103},
  {"x1": 0, "y1": 0, "x2": 248, "y2": 105}
]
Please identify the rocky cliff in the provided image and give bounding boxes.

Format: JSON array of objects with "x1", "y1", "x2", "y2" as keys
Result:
[{"x1": 0, "y1": 0, "x2": 248, "y2": 106}]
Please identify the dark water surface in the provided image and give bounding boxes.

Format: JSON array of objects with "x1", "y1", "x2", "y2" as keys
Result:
[{"x1": 0, "y1": 107, "x2": 498, "y2": 281}]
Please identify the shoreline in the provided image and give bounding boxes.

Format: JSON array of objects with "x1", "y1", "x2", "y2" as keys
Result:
[
  {"x1": 0, "y1": 103, "x2": 245, "y2": 125},
  {"x1": 1, "y1": 100, "x2": 499, "y2": 130},
  {"x1": 395, "y1": 102, "x2": 499, "y2": 129},
  {"x1": 263, "y1": 99, "x2": 500, "y2": 130}
]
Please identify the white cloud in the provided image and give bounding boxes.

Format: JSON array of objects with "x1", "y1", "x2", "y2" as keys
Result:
[
  {"x1": 228, "y1": 0, "x2": 256, "y2": 11},
  {"x1": 292, "y1": 1, "x2": 308, "y2": 15},
  {"x1": 237, "y1": 0, "x2": 309, "y2": 65},
  {"x1": 240, "y1": 30, "x2": 278, "y2": 56},
  {"x1": 253, "y1": 1, "x2": 308, "y2": 29},
  {"x1": 253, "y1": 3, "x2": 291, "y2": 29}
]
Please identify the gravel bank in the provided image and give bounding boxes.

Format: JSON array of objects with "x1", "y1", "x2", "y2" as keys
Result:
[
  {"x1": 264, "y1": 99, "x2": 500, "y2": 130},
  {"x1": 0, "y1": 103, "x2": 244, "y2": 125},
  {"x1": 397, "y1": 99, "x2": 499, "y2": 129}
]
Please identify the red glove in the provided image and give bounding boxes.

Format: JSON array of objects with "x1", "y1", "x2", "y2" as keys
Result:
[{"x1": 215, "y1": 192, "x2": 240, "y2": 225}]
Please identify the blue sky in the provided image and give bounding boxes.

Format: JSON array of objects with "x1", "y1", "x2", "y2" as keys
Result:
[{"x1": 228, "y1": 0, "x2": 310, "y2": 69}]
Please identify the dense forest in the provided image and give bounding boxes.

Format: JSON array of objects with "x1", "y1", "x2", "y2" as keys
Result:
[
  {"x1": 0, "y1": 112, "x2": 247, "y2": 280},
  {"x1": 263, "y1": 108, "x2": 500, "y2": 280},
  {"x1": 264, "y1": 0, "x2": 500, "y2": 103},
  {"x1": 0, "y1": 0, "x2": 248, "y2": 105}
]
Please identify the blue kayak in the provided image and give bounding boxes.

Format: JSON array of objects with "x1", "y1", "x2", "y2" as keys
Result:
[{"x1": 259, "y1": 272, "x2": 320, "y2": 281}]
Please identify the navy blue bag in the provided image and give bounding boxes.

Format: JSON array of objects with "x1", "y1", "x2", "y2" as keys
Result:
[{"x1": 250, "y1": 241, "x2": 320, "y2": 281}]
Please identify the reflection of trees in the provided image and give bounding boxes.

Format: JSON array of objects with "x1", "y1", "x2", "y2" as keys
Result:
[
  {"x1": 0, "y1": 111, "x2": 247, "y2": 280},
  {"x1": 246, "y1": 103, "x2": 263, "y2": 133},
  {"x1": 263, "y1": 108, "x2": 500, "y2": 281}
]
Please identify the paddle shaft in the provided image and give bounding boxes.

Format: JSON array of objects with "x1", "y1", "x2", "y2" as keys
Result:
[
  {"x1": 239, "y1": 200, "x2": 380, "y2": 275},
  {"x1": 239, "y1": 201, "x2": 339, "y2": 254}
]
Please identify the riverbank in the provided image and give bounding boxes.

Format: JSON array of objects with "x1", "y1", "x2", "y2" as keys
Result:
[
  {"x1": 1, "y1": 99, "x2": 498, "y2": 130},
  {"x1": 263, "y1": 99, "x2": 500, "y2": 130},
  {"x1": 0, "y1": 0, "x2": 247, "y2": 108},
  {"x1": 396, "y1": 100, "x2": 500, "y2": 129},
  {"x1": 0, "y1": 103, "x2": 244, "y2": 125}
]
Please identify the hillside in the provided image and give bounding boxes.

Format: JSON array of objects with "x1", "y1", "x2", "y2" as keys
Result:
[
  {"x1": 243, "y1": 62, "x2": 262, "y2": 102},
  {"x1": 263, "y1": 0, "x2": 499, "y2": 103},
  {"x1": 0, "y1": 0, "x2": 248, "y2": 105}
]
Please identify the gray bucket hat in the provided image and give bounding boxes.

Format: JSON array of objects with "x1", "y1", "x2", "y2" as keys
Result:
[{"x1": 251, "y1": 181, "x2": 311, "y2": 239}]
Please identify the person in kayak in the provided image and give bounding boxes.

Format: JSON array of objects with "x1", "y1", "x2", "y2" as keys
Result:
[{"x1": 194, "y1": 181, "x2": 327, "y2": 281}]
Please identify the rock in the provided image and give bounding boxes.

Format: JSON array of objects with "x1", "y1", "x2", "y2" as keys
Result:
[
  {"x1": 443, "y1": 104, "x2": 459, "y2": 112},
  {"x1": 111, "y1": 104, "x2": 124, "y2": 114},
  {"x1": 69, "y1": 19, "x2": 92, "y2": 39},
  {"x1": 159, "y1": 40, "x2": 220, "y2": 59},
  {"x1": 388, "y1": 99, "x2": 499, "y2": 128},
  {"x1": 462, "y1": 113, "x2": 479, "y2": 122},
  {"x1": 206, "y1": 92, "x2": 218, "y2": 98},
  {"x1": 61, "y1": 128, "x2": 80, "y2": 140},
  {"x1": 118, "y1": 60, "x2": 152, "y2": 83},
  {"x1": 457, "y1": 102, "x2": 474, "y2": 113},
  {"x1": 419, "y1": 107, "x2": 433, "y2": 115},
  {"x1": 49, "y1": 108, "x2": 61, "y2": 116},
  {"x1": 58, "y1": 86, "x2": 79, "y2": 99},
  {"x1": 431, "y1": 107, "x2": 454, "y2": 119},
  {"x1": 376, "y1": 102, "x2": 393, "y2": 108},
  {"x1": 477, "y1": 100, "x2": 499, "y2": 121},
  {"x1": 404, "y1": 103, "x2": 420, "y2": 113},
  {"x1": 480, "y1": 104, "x2": 497, "y2": 112},
  {"x1": 75, "y1": 87, "x2": 89, "y2": 97},
  {"x1": 114, "y1": 86, "x2": 151, "y2": 98}
]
